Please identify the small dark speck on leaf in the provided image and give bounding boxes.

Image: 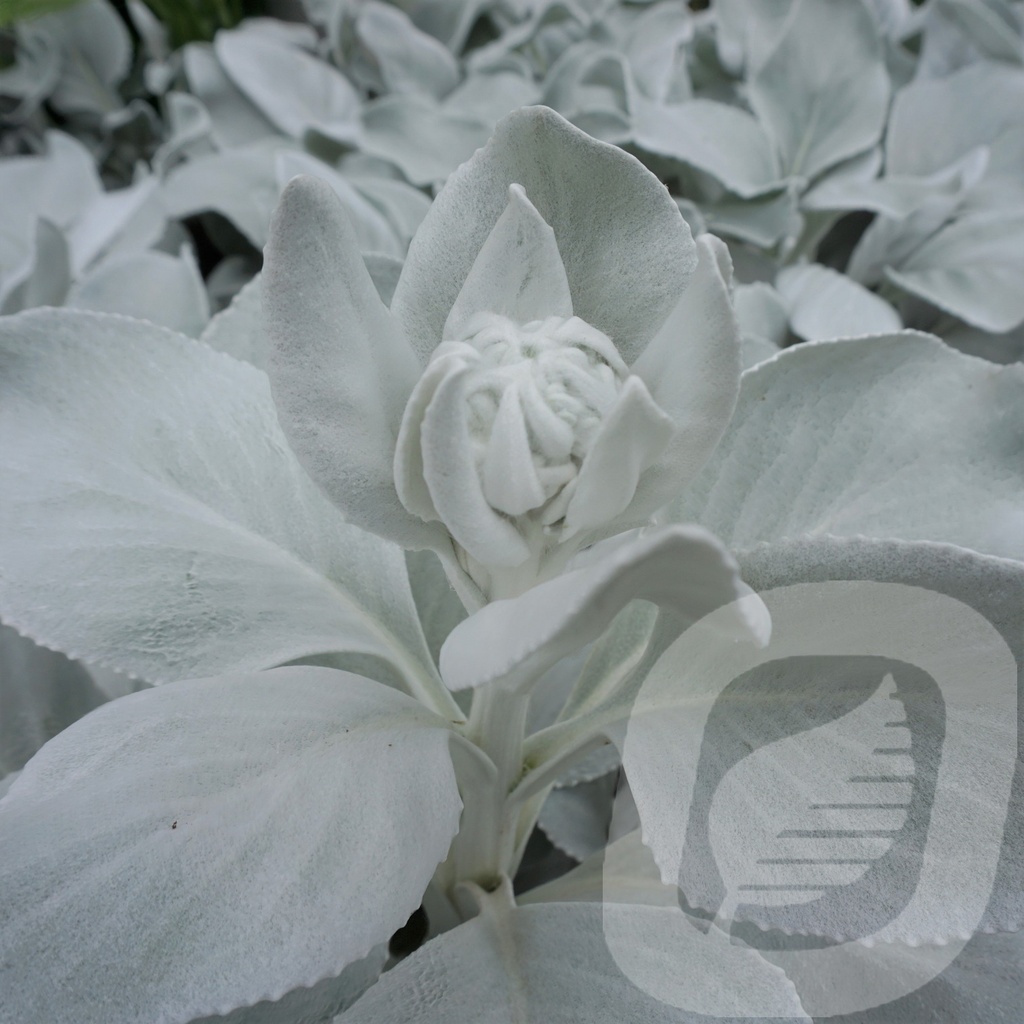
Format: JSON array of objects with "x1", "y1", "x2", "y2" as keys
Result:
[{"x1": 171, "y1": 821, "x2": 177, "y2": 829}]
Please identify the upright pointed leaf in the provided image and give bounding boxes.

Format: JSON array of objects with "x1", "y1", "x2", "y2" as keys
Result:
[
  {"x1": 264, "y1": 176, "x2": 444, "y2": 553},
  {"x1": 391, "y1": 105, "x2": 696, "y2": 364}
]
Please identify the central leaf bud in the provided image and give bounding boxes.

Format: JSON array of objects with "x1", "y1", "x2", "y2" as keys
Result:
[{"x1": 452, "y1": 312, "x2": 629, "y2": 524}]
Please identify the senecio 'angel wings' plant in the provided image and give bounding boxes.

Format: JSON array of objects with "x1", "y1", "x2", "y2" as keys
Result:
[
  {"x1": 0, "y1": 106, "x2": 1023, "y2": 1024},
  {"x1": 264, "y1": 105, "x2": 739, "y2": 605}
]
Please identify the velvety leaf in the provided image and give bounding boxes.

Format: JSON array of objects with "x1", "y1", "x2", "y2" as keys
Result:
[
  {"x1": 162, "y1": 141, "x2": 286, "y2": 248},
  {"x1": 624, "y1": 2, "x2": 694, "y2": 103},
  {"x1": 943, "y1": 318, "x2": 1024, "y2": 365},
  {"x1": 734, "y1": 281, "x2": 787, "y2": 369},
  {"x1": 194, "y1": 944, "x2": 386, "y2": 1024},
  {"x1": 275, "y1": 149, "x2": 405, "y2": 257},
  {"x1": 363, "y1": 252, "x2": 404, "y2": 307},
  {"x1": 0, "y1": 623, "x2": 107, "y2": 778},
  {"x1": 443, "y1": 67, "x2": 542, "y2": 126},
  {"x1": 0, "y1": 218, "x2": 70, "y2": 315},
  {"x1": 669, "y1": 332, "x2": 1024, "y2": 561},
  {"x1": 0, "y1": 23, "x2": 60, "y2": 117},
  {"x1": 38, "y1": 0, "x2": 130, "y2": 116},
  {"x1": 0, "y1": 129, "x2": 100, "y2": 237},
  {"x1": 886, "y1": 210, "x2": 1024, "y2": 333},
  {"x1": 0, "y1": 667, "x2": 462, "y2": 1024},
  {"x1": 341, "y1": 886, "x2": 808, "y2": 1022},
  {"x1": 714, "y1": 0, "x2": 793, "y2": 75},
  {"x1": 631, "y1": 97, "x2": 783, "y2": 198},
  {"x1": 66, "y1": 175, "x2": 166, "y2": 277},
  {"x1": 814, "y1": 927, "x2": 1024, "y2": 1024},
  {"x1": 748, "y1": 0, "x2": 890, "y2": 180},
  {"x1": 885, "y1": 62, "x2": 1024, "y2": 178},
  {"x1": 200, "y1": 272, "x2": 267, "y2": 368},
  {"x1": 263, "y1": 176, "x2": 444, "y2": 554},
  {"x1": 346, "y1": 173, "x2": 433, "y2": 249},
  {"x1": 360, "y1": 94, "x2": 489, "y2": 187},
  {"x1": 355, "y1": 0, "x2": 460, "y2": 99},
  {"x1": 182, "y1": 42, "x2": 279, "y2": 148},
  {"x1": 404, "y1": 548, "x2": 468, "y2": 667},
  {"x1": 538, "y1": 772, "x2": 617, "y2": 861},
  {"x1": 777, "y1": 263, "x2": 901, "y2": 341},
  {"x1": 626, "y1": 234, "x2": 742, "y2": 524},
  {"x1": 623, "y1": 537, "x2": 1022, "y2": 942},
  {"x1": 68, "y1": 248, "x2": 211, "y2": 337},
  {"x1": 543, "y1": 42, "x2": 631, "y2": 144},
  {"x1": 518, "y1": 828, "x2": 669, "y2": 907},
  {"x1": 215, "y1": 28, "x2": 361, "y2": 145},
  {"x1": 557, "y1": 601, "x2": 659, "y2": 723},
  {"x1": 0, "y1": 309, "x2": 441, "y2": 695},
  {"x1": 731, "y1": 537, "x2": 1024, "y2": 936},
  {"x1": 523, "y1": 825, "x2": 1024, "y2": 1023},
  {"x1": 702, "y1": 190, "x2": 798, "y2": 248},
  {"x1": 443, "y1": 183, "x2": 573, "y2": 340},
  {"x1": 439, "y1": 526, "x2": 768, "y2": 694},
  {"x1": 391, "y1": 105, "x2": 696, "y2": 365}
]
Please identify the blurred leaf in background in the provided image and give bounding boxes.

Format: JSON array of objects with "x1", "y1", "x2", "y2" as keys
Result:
[
  {"x1": 0, "y1": 0, "x2": 265, "y2": 44},
  {"x1": 0, "y1": 0, "x2": 83, "y2": 29}
]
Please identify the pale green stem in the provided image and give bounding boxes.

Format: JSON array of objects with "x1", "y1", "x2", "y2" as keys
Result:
[{"x1": 447, "y1": 685, "x2": 531, "y2": 890}]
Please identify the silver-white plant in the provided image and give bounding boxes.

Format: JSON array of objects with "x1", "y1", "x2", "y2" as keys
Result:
[{"x1": 0, "y1": 61, "x2": 1022, "y2": 1024}]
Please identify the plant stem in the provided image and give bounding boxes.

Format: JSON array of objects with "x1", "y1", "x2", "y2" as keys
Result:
[{"x1": 447, "y1": 685, "x2": 530, "y2": 890}]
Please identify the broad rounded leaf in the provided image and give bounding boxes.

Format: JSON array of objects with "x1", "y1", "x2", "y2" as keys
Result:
[
  {"x1": 885, "y1": 62, "x2": 1024, "y2": 178},
  {"x1": 0, "y1": 667, "x2": 462, "y2": 1024},
  {"x1": 215, "y1": 28, "x2": 361, "y2": 144},
  {"x1": 669, "y1": 332, "x2": 1024, "y2": 562},
  {"x1": 886, "y1": 210, "x2": 1024, "y2": 333},
  {"x1": 161, "y1": 141, "x2": 285, "y2": 248},
  {"x1": 0, "y1": 309, "x2": 440, "y2": 692},
  {"x1": 182, "y1": 42, "x2": 278, "y2": 148},
  {"x1": 777, "y1": 263, "x2": 901, "y2": 342},
  {"x1": 631, "y1": 97, "x2": 783, "y2": 198},
  {"x1": 749, "y1": 0, "x2": 890, "y2": 180},
  {"x1": 391, "y1": 105, "x2": 697, "y2": 365},
  {"x1": 360, "y1": 94, "x2": 488, "y2": 187},
  {"x1": 524, "y1": 827, "x2": 1024, "y2": 1023},
  {"x1": 341, "y1": 888, "x2": 807, "y2": 1022},
  {"x1": 624, "y1": 538, "x2": 1022, "y2": 942},
  {"x1": 68, "y1": 248, "x2": 210, "y2": 337},
  {"x1": 355, "y1": 0, "x2": 460, "y2": 99},
  {"x1": 41, "y1": 0, "x2": 131, "y2": 116}
]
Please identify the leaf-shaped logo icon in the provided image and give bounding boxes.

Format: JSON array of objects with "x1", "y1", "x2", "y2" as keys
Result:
[
  {"x1": 605, "y1": 581, "x2": 1017, "y2": 1018},
  {"x1": 707, "y1": 673, "x2": 913, "y2": 930}
]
